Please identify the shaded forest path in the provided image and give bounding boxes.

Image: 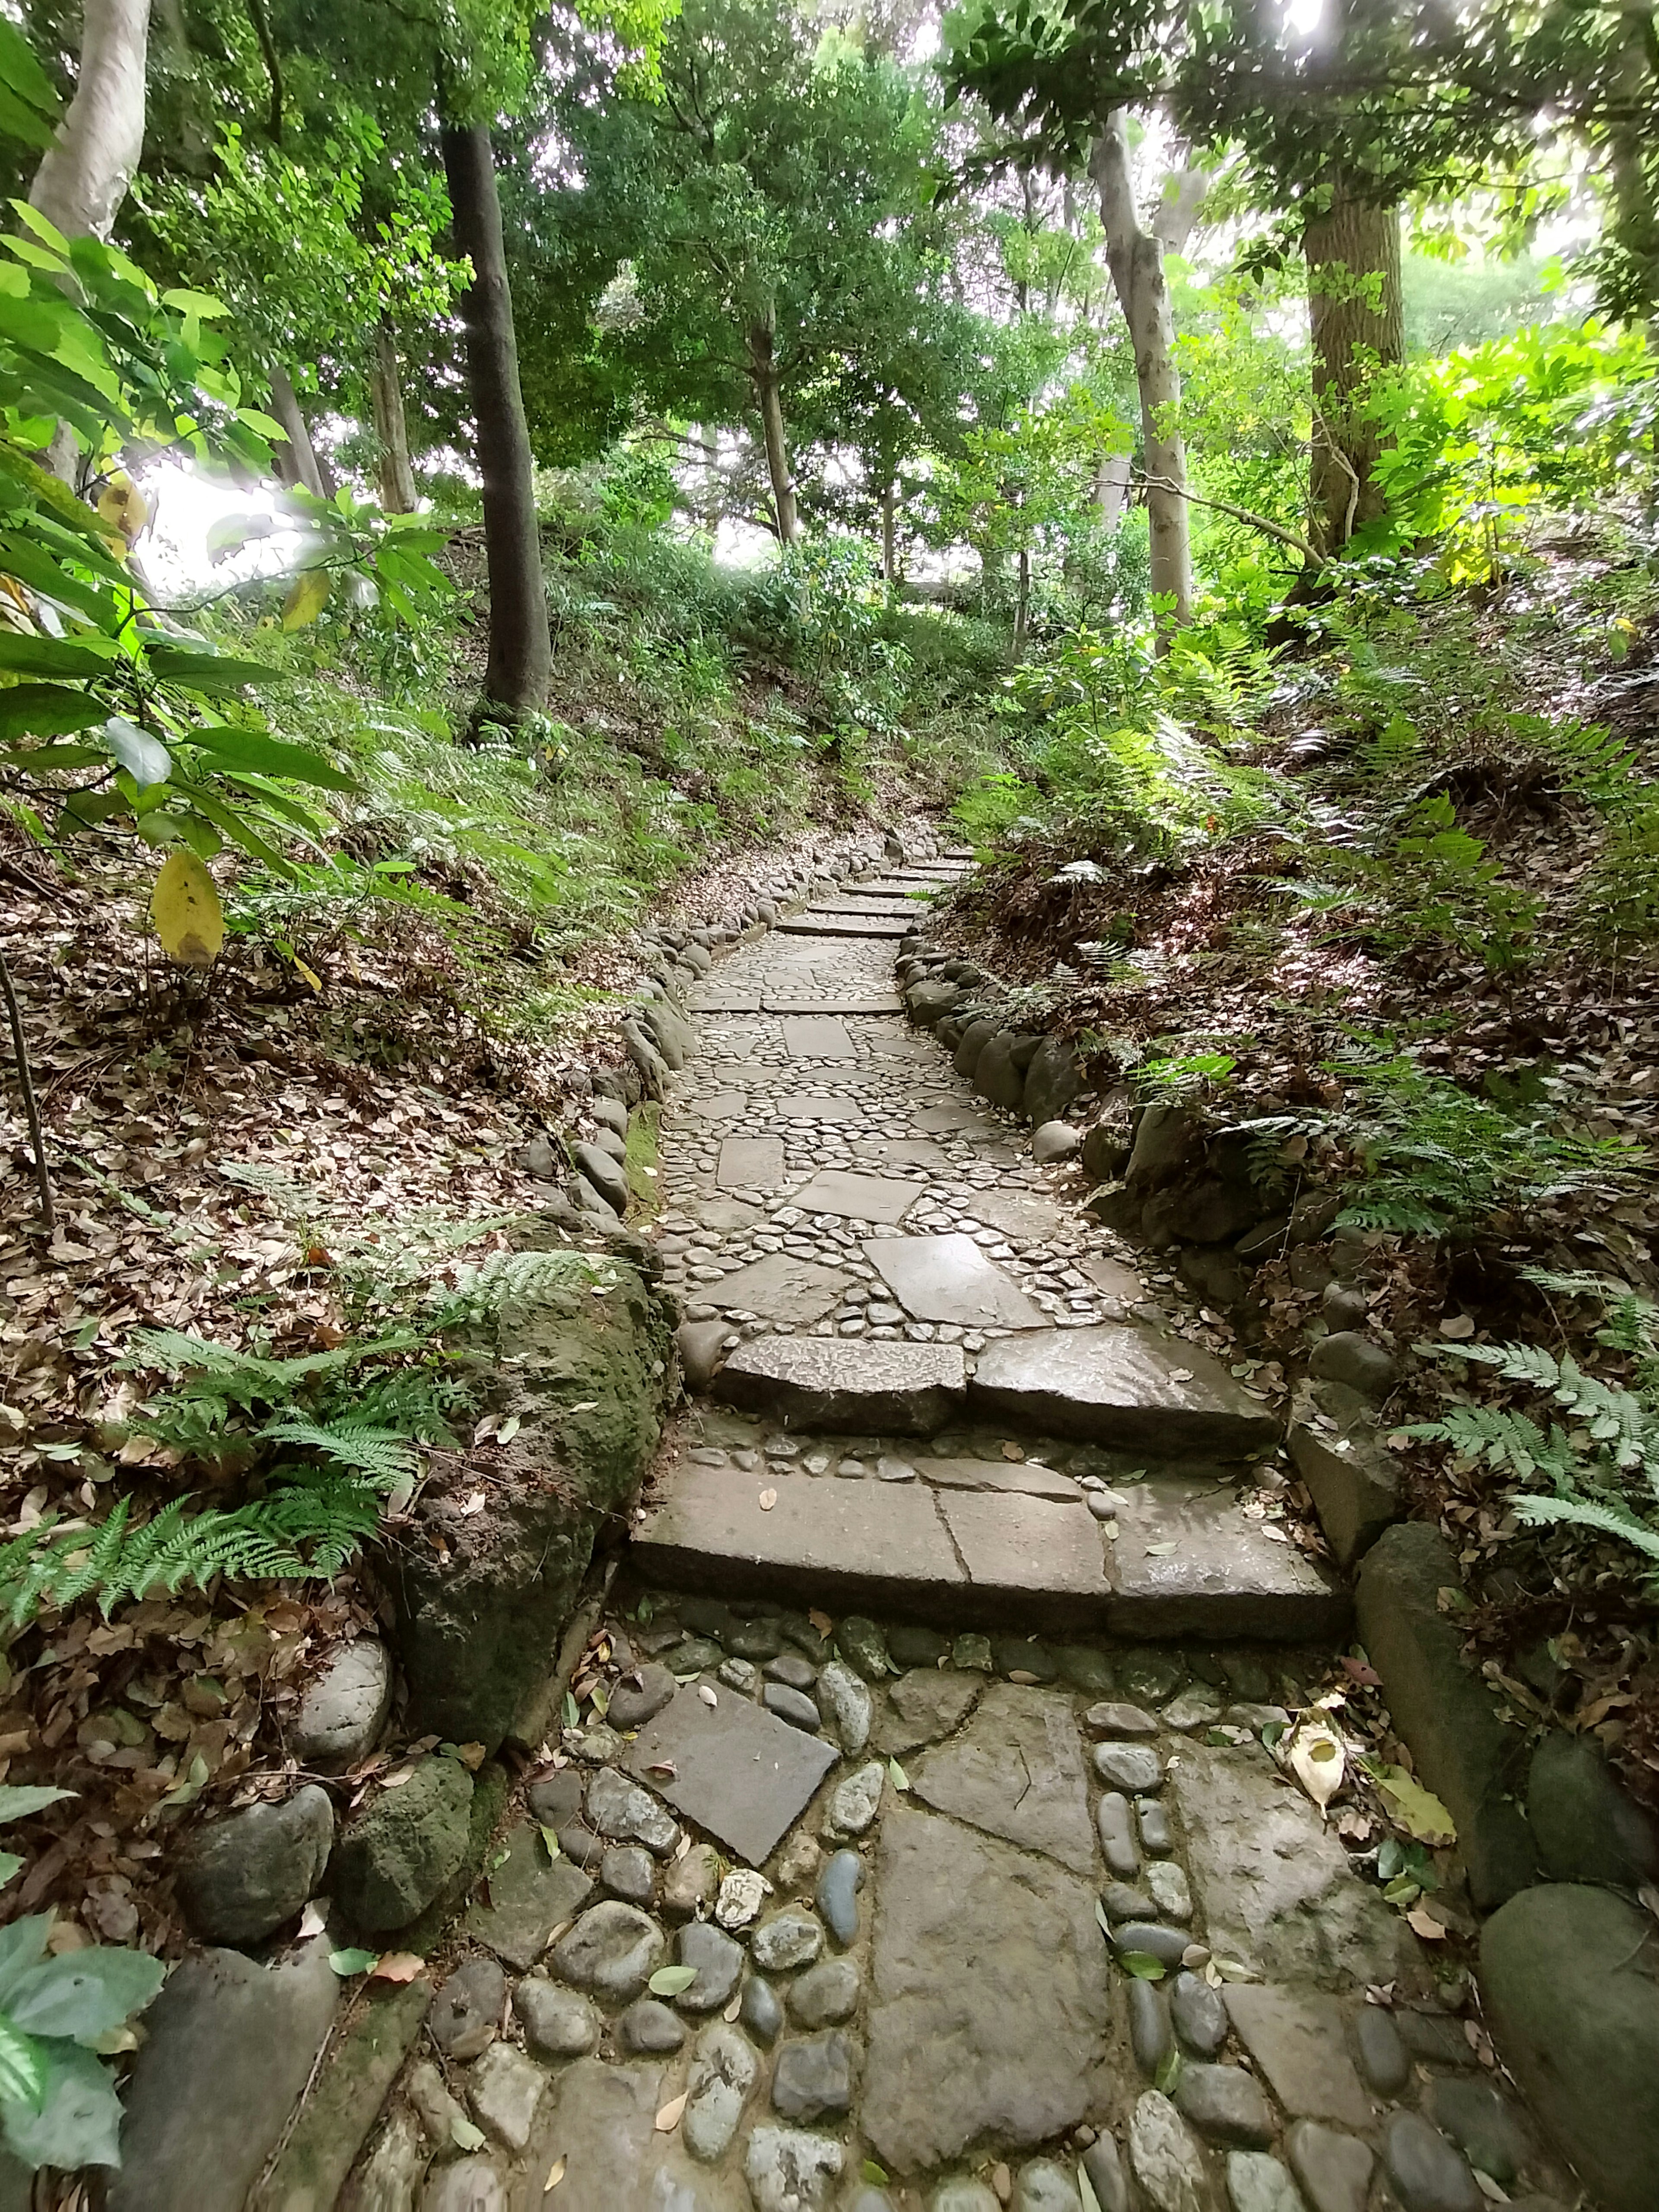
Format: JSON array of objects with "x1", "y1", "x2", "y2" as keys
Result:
[{"x1": 448, "y1": 867, "x2": 1580, "y2": 2209}]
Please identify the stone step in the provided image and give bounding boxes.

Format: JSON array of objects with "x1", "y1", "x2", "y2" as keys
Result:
[
  {"x1": 712, "y1": 1335, "x2": 967, "y2": 1433},
  {"x1": 969, "y1": 1325, "x2": 1280, "y2": 1459},
  {"x1": 632, "y1": 1459, "x2": 1348, "y2": 1638},
  {"x1": 775, "y1": 912, "x2": 916, "y2": 938}
]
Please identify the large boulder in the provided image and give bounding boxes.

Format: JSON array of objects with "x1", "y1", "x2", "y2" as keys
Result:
[
  {"x1": 975, "y1": 1033, "x2": 1041, "y2": 1113},
  {"x1": 953, "y1": 1016, "x2": 1000, "y2": 1081},
  {"x1": 1125, "y1": 1101, "x2": 1200, "y2": 1192},
  {"x1": 176, "y1": 1784, "x2": 334, "y2": 1947},
  {"x1": 1481, "y1": 1884, "x2": 1659, "y2": 2212},
  {"x1": 290, "y1": 1637, "x2": 392, "y2": 1769},
  {"x1": 1355, "y1": 1524, "x2": 1538, "y2": 1908},
  {"x1": 386, "y1": 1247, "x2": 675, "y2": 1750},
  {"x1": 1022, "y1": 1035, "x2": 1083, "y2": 1127},
  {"x1": 1526, "y1": 1734, "x2": 1659, "y2": 1890},
  {"x1": 1287, "y1": 1380, "x2": 1402, "y2": 1567}
]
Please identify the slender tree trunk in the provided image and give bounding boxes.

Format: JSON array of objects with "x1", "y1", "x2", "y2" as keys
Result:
[
  {"x1": 1091, "y1": 114, "x2": 1192, "y2": 648},
  {"x1": 29, "y1": 0, "x2": 151, "y2": 242},
  {"x1": 747, "y1": 319, "x2": 798, "y2": 544},
  {"x1": 1304, "y1": 184, "x2": 1404, "y2": 556},
  {"x1": 880, "y1": 482, "x2": 897, "y2": 585},
  {"x1": 1015, "y1": 545, "x2": 1030, "y2": 654},
  {"x1": 267, "y1": 365, "x2": 327, "y2": 498},
  {"x1": 370, "y1": 321, "x2": 418, "y2": 512},
  {"x1": 441, "y1": 114, "x2": 551, "y2": 725}
]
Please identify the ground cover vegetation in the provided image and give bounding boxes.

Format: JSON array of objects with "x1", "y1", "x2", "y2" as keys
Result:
[{"x1": 0, "y1": 0, "x2": 1648, "y2": 2182}]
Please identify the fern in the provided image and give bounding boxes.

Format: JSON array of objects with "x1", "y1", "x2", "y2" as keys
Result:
[
  {"x1": 1511, "y1": 1493, "x2": 1659, "y2": 1564},
  {"x1": 0, "y1": 1482, "x2": 383, "y2": 1627},
  {"x1": 258, "y1": 1418, "x2": 416, "y2": 1486}
]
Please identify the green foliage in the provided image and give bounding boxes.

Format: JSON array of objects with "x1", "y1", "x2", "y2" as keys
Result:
[
  {"x1": 1330, "y1": 1050, "x2": 1642, "y2": 1237},
  {"x1": 0, "y1": 1910, "x2": 165, "y2": 2172},
  {"x1": 1410, "y1": 1278, "x2": 1659, "y2": 1583}
]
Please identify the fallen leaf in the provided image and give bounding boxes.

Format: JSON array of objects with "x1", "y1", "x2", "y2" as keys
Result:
[
  {"x1": 888, "y1": 1757, "x2": 910, "y2": 1792},
  {"x1": 1000, "y1": 1441, "x2": 1023, "y2": 1461},
  {"x1": 1144, "y1": 1541, "x2": 1178, "y2": 1556},
  {"x1": 1169, "y1": 1368, "x2": 1194, "y2": 1383},
  {"x1": 808, "y1": 1609, "x2": 833, "y2": 1637},
  {"x1": 1287, "y1": 1721, "x2": 1346, "y2": 1812},
  {"x1": 567, "y1": 1401, "x2": 599, "y2": 1414},
  {"x1": 451, "y1": 2114, "x2": 486, "y2": 2152},
  {"x1": 372, "y1": 1952, "x2": 424, "y2": 1983},
  {"x1": 698, "y1": 1686, "x2": 718, "y2": 1708},
  {"x1": 758, "y1": 1487, "x2": 777, "y2": 1511},
  {"x1": 646, "y1": 1760, "x2": 678, "y2": 1778},
  {"x1": 328, "y1": 1947, "x2": 379, "y2": 1977},
  {"x1": 655, "y1": 2091, "x2": 687, "y2": 2133},
  {"x1": 297, "y1": 1900, "x2": 327, "y2": 1940},
  {"x1": 649, "y1": 1964, "x2": 699, "y2": 1996},
  {"x1": 545, "y1": 2157, "x2": 566, "y2": 2191},
  {"x1": 723, "y1": 1991, "x2": 742, "y2": 2021},
  {"x1": 1340, "y1": 1656, "x2": 1382, "y2": 1687},
  {"x1": 1438, "y1": 1315, "x2": 1475, "y2": 1339},
  {"x1": 1406, "y1": 1906, "x2": 1448, "y2": 1940},
  {"x1": 1372, "y1": 1765, "x2": 1456, "y2": 1846}
]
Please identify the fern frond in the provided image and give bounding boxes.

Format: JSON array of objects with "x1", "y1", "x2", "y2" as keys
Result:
[
  {"x1": 1431, "y1": 1340, "x2": 1566, "y2": 1389},
  {"x1": 260, "y1": 1418, "x2": 416, "y2": 1486},
  {"x1": 1512, "y1": 1493, "x2": 1659, "y2": 1565},
  {"x1": 1405, "y1": 1405, "x2": 1580, "y2": 1483}
]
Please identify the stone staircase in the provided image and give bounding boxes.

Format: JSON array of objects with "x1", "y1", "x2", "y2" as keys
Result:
[{"x1": 637, "y1": 851, "x2": 1348, "y2": 1645}]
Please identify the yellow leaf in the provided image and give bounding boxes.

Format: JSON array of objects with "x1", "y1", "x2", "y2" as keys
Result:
[
  {"x1": 1373, "y1": 1765, "x2": 1456, "y2": 1847},
  {"x1": 371, "y1": 1951, "x2": 424, "y2": 1983},
  {"x1": 293, "y1": 957, "x2": 322, "y2": 992},
  {"x1": 95, "y1": 470, "x2": 147, "y2": 557},
  {"x1": 151, "y1": 851, "x2": 223, "y2": 967},
  {"x1": 1287, "y1": 1720, "x2": 1346, "y2": 1812},
  {"x1": 655, "y1": 2091, "x2": 687, "y2": 2133},
  {"x1": 1406, "y1": 1905, "x2": 1448, "y2": 1940},
  {"x1": 281, "y1": 568, "x2": 331, "y2": 629},
  {"x1": 545, "y1": 2158, "x2": 566, "y2": 2190}
]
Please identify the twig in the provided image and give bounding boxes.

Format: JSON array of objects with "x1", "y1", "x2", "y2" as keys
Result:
[
  {"x1": 0, "y1": 947, "x2": 54, "y2": 1232},
  {"x1": 1135, "y1": 473, "x2": 1323, "y2": 565}
]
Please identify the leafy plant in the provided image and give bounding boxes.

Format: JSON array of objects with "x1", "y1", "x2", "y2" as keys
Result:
[
  {"x1": 1409, "y1": 1276, "x2": 1659, "y2": 1582},
  {"x1": 1331, "y1": 1049, "x2": 1640, "y2": 1236},
  {"x1": 0, "y1": 1810, "x2": 165, "y2": 2171}
]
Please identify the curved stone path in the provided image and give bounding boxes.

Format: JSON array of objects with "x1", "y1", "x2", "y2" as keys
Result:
[{"x1": 350, "y1": 861, "x2": 1582, "y2": 2212}]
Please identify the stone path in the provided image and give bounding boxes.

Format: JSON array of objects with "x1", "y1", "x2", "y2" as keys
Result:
[{"x1": 344, "y1": 857, "x2": 1581, "y2": 2212}]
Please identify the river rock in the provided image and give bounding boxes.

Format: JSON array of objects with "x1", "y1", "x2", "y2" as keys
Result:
[
  {"x1": 333, "y1": 1757, "x2": 473, "y2": 1932},
  {"x1": 1129, "y1": 1980, "x2": 1172, "y2": 2074},
  {"x1": 420, "y1": 2157, "x2": 505, "y2": 2211},
  {"x1": 607, "y1": 1663, "x2": 678, "y2": 1732},
  {"x1": 787, "y1": 1956, "x2": 860, "y2": 2028},
  {"x1": 1093, "y1": 1743, "x2": 1163, "y2": 1792},
  {"x1": 548, "y1": 1901, "x2": 665, "y2": 2003},
  {"x1": 466, "y1": 2043, "x2": 545, "y2": 2152},
  {"x1": 816, "y1": 1659, "x2": 873, "y2": 1751},
  {"x1": 1480, "y1": 1882, "x2": 1659, "y2": 2212},
  {"x1": 619, "y1": 1998, "x2": 686, "y2": 2053},
  {"x1": 675, "y1": 1920, "x2": 744, "y2": 2009},
  {"x1": 587, "y1": 1767, "x2": 680, "y2": 1853},
  {"x1": 744, "y1": 2126, "x2": 842, "y2": 2211},
  {"x1": 429, "y1": 1958, "x2": 505, "y2": 2060},
  {"x1": 828, "y1": 1761, "x2": 884, "y2": 1837},
  {"x1": 1082, "y1": 2136, "x2": 1130, "y2": 2212},
  {"x1": 1175, "y1": 2064, "x2": 1276, "y2": 2148},
  {"x1": 175, "y1": 1784, "x2": 334, "y2": 1946},
  {"x1": 1287, "y1": 2121, "x2": 1373, "y2": 2212},
  {"x1": 817, "y1": 1848, "x2": 863, "y2": 1946},
  {"x1": 512, "y1": 1975, "x2": 597, "y2": 2057},
  {"x1": 661, "y1": 1841, "x2": 721, "y2": 1918},
  {"x1": 741, "y1": 1974, "x2": 784, "y2": 2045},
  {"x1": 763, "y1": 1681, "x2": 822, "y2": 1732},
  {"x1": 1225, "y1": 2152, "x2": 1305, "y2": 2212},
  {"x1": 752, "y1": 1908, "x2": 824, "y2": 1971},
  {"x1": 684, "y1": 2020, "x2": 759, "y2": 2161},
  {"x1": 1308, "y1": 1332, "x2": 1397, "y2": 1399},
  {"x1": 1032, "y1": 1120, "x2": 1081, "y2": 1164},
  {"x1": 836, "y1": 1616, "x2": 893, "y2": 1680},
  {"x1": 1170, "y1": 1970, "x2": 1228, "y2": 2056},
  {"x1": 771, "y1": 2030, "x2": 857, "y2": 2121},
  {"x1": 1129, "y1": 2090, "x2": 1208, "y2": 2212},
  {"x1": 1424, "y1": 2077, "x2": 1530, "y2": 2185},
  {"x1": 1014, "y1": 2160, "x2": 1083, "y2": 2212},
  {"x1": 1354, "y1": 2004, "x2": 1408, "y2": 2094},
  {"x1": 291, "y1": 1639, "x2": 393, "y2": 1767},
  {"x1": 1526, "y1": 1732, "x2": 1659, "y2": 1889},
  {"x1": 1380, "y1": 2112, "x2": 1481, "y2": 2212}
]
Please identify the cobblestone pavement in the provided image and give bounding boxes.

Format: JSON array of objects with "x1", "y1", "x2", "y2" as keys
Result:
[{"x1": 365, "y1": 873, "x2": 1576, "y2": 2212}]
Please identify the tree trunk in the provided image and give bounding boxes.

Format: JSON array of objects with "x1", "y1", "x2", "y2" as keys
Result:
[
  {"x1": 370, "y1": 321, "x2": 418, "y2": 512},
  {"x1": 1304, "y1": 185, "x2": 1404, "y2": 556},
  {"x1": 880, "y1": 482, "x2": 896, "y2": 585},
  {"x1": 29, "y1": 0, "x2": 151, "y2": 242},
  {"x1": 441, "y1": 114, "x2": 551, "y2": 725},
  {"x1": 1014, "y1": 544, "x2": 1030, "y2": 654},
  {"x1": 1091, "y1": 114, "x2": 1193, "y2": 648},
  {"x1": 267, "y1": 365, "x2": 327, "y2": 498},
  {"x1": 747, "y1": 321, "x2": 798, "y2": 545}
]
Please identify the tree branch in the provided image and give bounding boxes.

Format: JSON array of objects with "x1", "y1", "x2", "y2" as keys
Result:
[
  {"x1": 0, "y1": 947, "x2": 54, "y2": 1232},
  {"x1": 245, "y1": 0, "x2": 284, "y2": 144},
  {"x1": 1135, "y1": 472, "x2": 1322, "y2": 565}
]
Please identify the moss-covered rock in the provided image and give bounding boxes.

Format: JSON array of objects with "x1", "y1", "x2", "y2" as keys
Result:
[
  {"x1": 385, "y1": 1247, "x2": 677, "y2": 1749},
  {"x1": 331, "y1": 1755, "x2": 473, "y2": 1934}
]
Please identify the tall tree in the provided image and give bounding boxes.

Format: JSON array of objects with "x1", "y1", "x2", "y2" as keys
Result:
[{"x1": 28, "y1": 0, "x2": 149, "y2": 242}]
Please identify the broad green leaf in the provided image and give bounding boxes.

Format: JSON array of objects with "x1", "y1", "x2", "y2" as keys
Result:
[
  {"x1": 0, "y1": 2018, "x2": 43, "y2": 2109},
  {"x1": 887, "y1": 1758, "x2": 909, "y2": 1792},
  {"x1": 450, "y1": 2113, "x2": 486, "y2": 2152},
  {"x1": 0, "y1": 742, "x2": 105, "y2": 772},
  {"x1": 0, "y1": 1787, "x2": 73, "y2": 1824},
  {"x1": 860, "y1": 2161, "x2": 890, "y2": 2186},
  {"x1": 0, "y1": 685, "x2": 110, "y2": 742},
  {"x1": 0, "y1": 1856, "x2": 20, "y2": 1891},
  {"x1": 184, "y1": 789, "x2": 292, "y2": 874},
  {"x1": 647, "y1": 1964, "x2": 699, "y2": 1997},
  {"x1": 539, "y1": 1825, "x2": 561, "y2": 1862},
  {"x1": 187, "y1": 725, "x2": 357, "y2": 789},
  {"x1": 563, "y1": 1691, "x2": 580, "y2": 1730},
  {"x1": 328, "y1": 1948, "x2": 379, "y2": 1977},
  {"x1": 144, "y1": 645, "x2": 271, "y2": 692},
  {"x1": 1372, "y1": 1765, "x2": 1456, "y2": 1847},
  {"x1": 6, "y1": 1946, "x2": 164, "y2": 2042},
  {"x1": 281, "y1": 569, "x2": 331, "y2": 630},
  {"x1": 0, "y1": 23, "x2": 61, "y2": 130},
  {"x1": 0, "y1": 1921, "x2": 51, "y2": 2009},
  {"x1": 1154, "y1": 2045, "x2": 1182, "y2": 2094},
  {"x1": 0, "y1": 2037, "x2": 123, "y2": 2169},
  {"x1": 99, "y1": 716, "x2": 170, "y2": 788},
  {"x1": 151, "y1": 850, "x2": 223, "y2": 967},
  {"x1": 0, "y1": 632, "x2": 112, "y2": 680},
  {"x1": 1118, "y1": 1952, "x2": 1165, "y2": 1980},
  {"x1": 160, "y1": 289, "x2": 226, "y2": 321}
]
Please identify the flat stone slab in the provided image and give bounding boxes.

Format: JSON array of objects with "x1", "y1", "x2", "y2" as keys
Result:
[
  {"x1": 778, "y1": 912, "x2": 913, "y2": 936},
  {"x1": 622, "y1": 1684, "x2": 839, "y2": 1867},
  {"x1": 1222, "y1": 1986, "x2": 1373, "y2": 2127},
  {"x1": 937, "y1": 1489, "x2": 1110, "y2": 1614},
  {"x1": 689, "y1": 989, "x2": 762, "y2": 1013},
  {"x1": 958, "y1": 1190, "x2": 1067, "y2": 1239},
  {"x1": 912, "y1": 1101, "x2": 1004, "y2": 1138},
  {"x1": 770, "y1": 1093, "x2": 867, "y2": 1122},
  {"x1": 850, "y1": 1137, "x2": 953, "y2": 1170},
  {"x1": 765, "y1": 994, "x2": 904, "y2": 1014},
  {"x1": 526, "y1": 2058, "x2": 730, "y2": 2211},
  {"x1": 867, "y1": 1233, "x2": 1046, "y2": 1329},
  {"x1": 910, "y1": 1681, "x2": 1098, "y2": 1874},
  {"x1": 717, "y1": 1138, "x2": 787, "y2": 1191},
  {"x1": 814, "y1": 896, "x2": 934, "y2": 915},
  {"x1": 464, "y1": 1820, "x2": 595, "y2": 1968},
  {"x1": 969, "y1": 1325, "x2": 1281, "y2": 1457},
  {"x1": 713, "y1": 1335, "x2": 965, "y2": 1433},
  {"x1": 633, "y1": 1465, "x2": 964, "y2": 1621},
  {"x1": 922, "y1": 1456, "x2": 1083, "y2": 1503},
  {"x1": 862, "y1": 1802, "x2": 1112, "y2": 2174},
  {"x1": 676, "y1": 1090, "x2": 749, "y2": 1123},
  {"x1": 1109, "y1": 1477, "x2": 1350, "y2": 1640},
  {"x1": 787, "y1": 1169, "x2": 922, "y2": 1224},
  {"x1": 706, "y1": 1254, "x2": 850, "y2": 1324},
  {"x1": 779, "y1": 1016, "x2": 857, "y2": 1060},
  {"x1": 1169, "y1": 1743, "x2": 1407, "y2": 1990}
]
